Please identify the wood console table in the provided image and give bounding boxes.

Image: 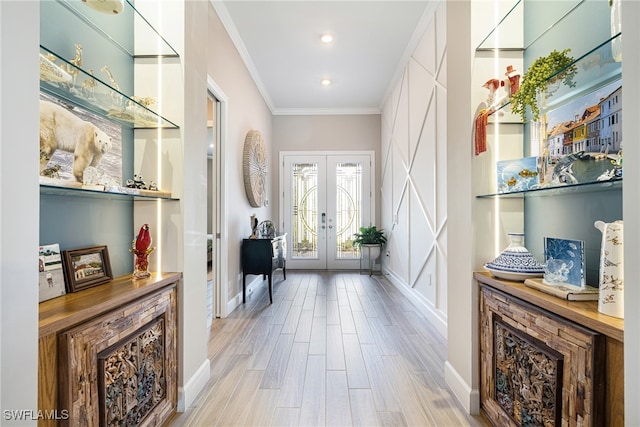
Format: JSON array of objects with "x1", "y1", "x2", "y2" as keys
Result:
[
  {"x1": 475, "y1": 271, "x2": 624, "y2": 427},
  {"x1": 38, "y1": 272, "x2": 181, "y2": 426},
  {"x1": 241, "y1": 234, "x2": 286, "y2": 304}
]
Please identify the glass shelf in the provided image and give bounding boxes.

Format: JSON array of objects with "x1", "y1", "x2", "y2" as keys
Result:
[
  {"x1": 476, "y1": 0, "x2": 524, "y2": 52},
  {"x1": 40, "y1": 46, "x2": 179, "y2": 129},
  {"x1": 476, "y1": 0, "x2": 586, "y2": 52},
  {"x1": 55, "y1": 0, "x2": 179, "y2": 58},
  {"x1": 476, "y1": 177, "x2": 621, "y2": 199},
  {"x1": 40, "y1": 184, "x2": 178, "y2": 201},
  {"x1": 487, "y1": 33, "x2": 622, "y2": 119}
]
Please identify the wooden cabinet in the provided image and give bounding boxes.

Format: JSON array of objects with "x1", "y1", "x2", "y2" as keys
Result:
[
  {"x1": 38, "y1": 272, "x2": 181, "y2": 426},
  {"x1": 241, "y1": 235, "x2": 287, "y2": 304},
  {"x1": 475, "y1": 272, "x2": 623, "y2": 427}
]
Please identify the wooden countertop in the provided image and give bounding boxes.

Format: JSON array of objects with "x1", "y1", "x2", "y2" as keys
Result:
[
  {"x1": 39, "y1": 271, "x2": 182, "y2": 338},
  {"x1": 474, "y1": 271, "x2": 624, "y2": 342}
]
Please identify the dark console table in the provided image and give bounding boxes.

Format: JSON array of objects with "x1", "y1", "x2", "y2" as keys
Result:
[{"x1": 241, "y1": 234, "x2": 286, "y2": 303}]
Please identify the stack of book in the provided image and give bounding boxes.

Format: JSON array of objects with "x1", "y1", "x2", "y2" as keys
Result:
[{"x1": 524, "y1": 278, "x2": 599, "y2": 301}]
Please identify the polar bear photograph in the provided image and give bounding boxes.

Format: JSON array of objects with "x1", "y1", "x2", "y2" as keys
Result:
[{"x1": 40, "y1": 93, "x2": 122, "y2": 184}]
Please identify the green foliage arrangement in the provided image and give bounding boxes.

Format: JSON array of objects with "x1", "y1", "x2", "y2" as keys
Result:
[
  {"x1": 353, "y1": 226, "x2": 387, "y2": 247},
  {"x1": 510, "y1": 48, "x2": 578, "y2": 122}
]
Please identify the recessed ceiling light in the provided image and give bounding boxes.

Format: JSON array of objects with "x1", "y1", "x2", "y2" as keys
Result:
[
  {"x1": 320, "y1": 33, "x2": 333, "y2": 43},
  {"x1": 321, "y1": 79, "x2": 331, "y2": 86}
]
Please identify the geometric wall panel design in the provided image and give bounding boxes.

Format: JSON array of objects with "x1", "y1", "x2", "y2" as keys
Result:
[{"x1": 381, "y1": 2, "x2": 447, "y2": 320}]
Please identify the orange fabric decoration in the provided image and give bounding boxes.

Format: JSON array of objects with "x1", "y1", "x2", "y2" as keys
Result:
[{"x1": 474, "y1": 109, "x2": 493, "y2": 156}]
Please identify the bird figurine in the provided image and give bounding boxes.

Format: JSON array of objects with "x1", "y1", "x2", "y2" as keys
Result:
[
  {"x1": 131, "y1": 223, "x2": 155, "y2": 279},
  {"x1": 135, "y1": 223, "x2": 152, "y2": 253}
]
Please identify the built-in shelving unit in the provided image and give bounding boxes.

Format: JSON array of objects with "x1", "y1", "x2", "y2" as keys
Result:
[
  {"x1": 39, "y1": 0, "x2": 181, "y2": 203},
  {"x1": 474, "y1": 1, "x2": 624, "y2": 424},
  {"x1": 40, "y1": 45, "x2": 178, "y2": 129},
  {"x1": 485, "y1": 32, "x2": 622, "y2": 119},
  {"x1": 39, "y1": 0, "x2": 180, "y2": 129},
  {"x1": 38, "y1": 0, "x2": 183, "y2": 424}
]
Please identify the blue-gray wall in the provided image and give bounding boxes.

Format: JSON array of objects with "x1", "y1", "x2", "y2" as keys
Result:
[{"x1": 523, "y1": 0, "x2": 622, "y2": 286}]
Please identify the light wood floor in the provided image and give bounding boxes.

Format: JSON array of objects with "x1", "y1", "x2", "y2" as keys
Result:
[{"x1": 169, "y1": 271, "x2": 487, "y2": 427}]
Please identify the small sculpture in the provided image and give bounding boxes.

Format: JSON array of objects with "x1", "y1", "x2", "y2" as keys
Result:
[
  {"x1": 126, "y1": 174, "x2": 149, "y2": 190},
  {"x1": 250, "y1": 214, "x2": 258, "y2": 239},
  {"x1": 41, "y1": 164, "x2": 62, "y2": 179},
  {"x1": 61, "y1": 43, "x2": 83, "y2": 90},
  {"x1": 482, "y1": 78, "x2": 501, "y2": 106},
  {"x1": 82, "y1": 69, "x2": 97, "y2": 100},
  {"x1": 505, "y1": 65, "x2": 520, "y2": 97},
  {"x1": 130, "y1": 224, "x2": 155, "y2": 279},
  {"x1": 101, "y1": 65, "x2": 122, "y2": 107}
]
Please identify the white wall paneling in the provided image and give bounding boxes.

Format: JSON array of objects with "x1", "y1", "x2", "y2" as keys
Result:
[{"x1": 381, "y1": 2, "x2": 448, "y2": 328}]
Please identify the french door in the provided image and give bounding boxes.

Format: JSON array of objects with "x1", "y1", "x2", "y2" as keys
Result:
[{"x1": 281, "y1": 152, "x2": 373, "y2": 269}]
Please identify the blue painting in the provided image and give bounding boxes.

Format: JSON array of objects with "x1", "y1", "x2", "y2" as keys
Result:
[
  {"x1": 543, "y1": 237, "x2": 585, "y2": 288},
  {"x1": 496, "y1": 156, "x2": 539, "y2": 193}
]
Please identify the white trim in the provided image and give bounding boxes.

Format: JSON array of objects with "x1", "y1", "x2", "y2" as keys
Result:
[
  {"x1": 207, "y1": 75, "x2": 230, "y2": 318},
  {"x1": 273, "y1": 107, "x2": 381, "y2": 116},
  {"x1": 444, "y1": 361, "x2": 480, "y2": 415},
  {"x1": 178, "y1": 358, "x2": 211, "y2": 411},
  {"x1": 382, "y1": 267, "x2": 447, "y2": 338},
  {"x1": 210, "y1": 0, "x2": 275, "y2": 113}
]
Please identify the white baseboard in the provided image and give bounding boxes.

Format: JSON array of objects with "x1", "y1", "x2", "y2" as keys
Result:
[
  {"x1": 444, "y1": 361, "x2": 480, "y2": 415},
  {"x1": 382, "y1": 268, "x2": 448, "y2": 338},
  {"x1": 177, "y1": 358, "x2": 211, "y2": 412}
]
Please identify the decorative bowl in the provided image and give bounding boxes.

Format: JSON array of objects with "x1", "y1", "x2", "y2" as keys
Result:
[
  {"x1": 484, "y1": 233, "x2": 544, "y2": 281},
  {"x1": 484, "y1": 267, "x2": 543, "y2": 282}
]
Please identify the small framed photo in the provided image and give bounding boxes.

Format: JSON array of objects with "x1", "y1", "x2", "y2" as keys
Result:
[
  {"x1": 63, "y1": 245, "x2": 113, "y2": 292},
  {"x1": 496, "y1": 156, "x2": 539, "y2": 193},
  {"x1": 543, "y1": 237, "x2": 586, "y2": 289},
  {"x1": 39, "y1": 243, "x2": 67, "y2": 302}
]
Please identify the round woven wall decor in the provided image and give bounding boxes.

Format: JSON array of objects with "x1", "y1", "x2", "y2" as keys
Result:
[{"x1": 242, "y1": 130, "x2": 267, "y2": 207}]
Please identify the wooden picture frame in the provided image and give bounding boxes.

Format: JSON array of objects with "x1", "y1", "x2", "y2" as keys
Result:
[{"x1": 63, "y1": 245, "x2": 113, "y2": 292}]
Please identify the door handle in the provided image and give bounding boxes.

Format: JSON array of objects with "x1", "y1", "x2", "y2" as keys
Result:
[{"x1": 321, "y1": 213, "x2": 326, "y2": 223}]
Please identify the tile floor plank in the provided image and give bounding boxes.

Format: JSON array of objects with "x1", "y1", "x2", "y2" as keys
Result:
[{"x1": 168, "y1": 271, "x2": 487, "y2": 427}]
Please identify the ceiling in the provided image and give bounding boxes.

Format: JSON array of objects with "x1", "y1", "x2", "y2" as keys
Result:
[{"x1": 213, "y1": 1, "x2": 433, "y2": 115}]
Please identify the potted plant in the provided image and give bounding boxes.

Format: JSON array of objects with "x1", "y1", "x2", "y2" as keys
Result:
[
  {"x1": 510, "y1": 48, "x2": 578, "y2": 122},
  {"x1": 353, "y1": 226, "x2": 387, "y2": 261}
]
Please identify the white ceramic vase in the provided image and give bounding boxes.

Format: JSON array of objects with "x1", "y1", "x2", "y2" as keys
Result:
[{"x1": 595, "y1": 220, "x2": 624, "y2": 318}]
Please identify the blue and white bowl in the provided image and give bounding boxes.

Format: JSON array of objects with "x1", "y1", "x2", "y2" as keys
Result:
[{"x1": 484, "y1": 233, "x2": 544, "y2": 281}]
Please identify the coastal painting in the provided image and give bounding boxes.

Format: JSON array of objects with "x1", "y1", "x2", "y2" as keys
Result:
[{"x1": 537, "y1": 79, "x2": 622, "y2": 187}]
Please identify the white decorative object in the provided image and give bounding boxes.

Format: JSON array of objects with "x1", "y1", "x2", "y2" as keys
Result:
[
  {"x1": 40, "y1": 53, "x2": 72, "y2": 83},
  {"x1": 484, "y1": 233, "x2": 544, "y2": 281},
  {"x1": 243, "y1": 130, "x2": 267, "y2": 208},
  {"x1": 595, "y1": 220, "x2": 624, "y2": 318},
  {"x1": 81, "y1": 0, "x2": 124, "y2": 14}
]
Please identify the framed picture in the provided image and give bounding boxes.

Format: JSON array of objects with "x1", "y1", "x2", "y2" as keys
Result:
[
  {"x1": 39, "y1": 243, "x2": 67, "y2": 302},
  {"x1": 496, "y1": 156, "x2": 539, "y2": 193},
  {"x1": 39, "y1": 92, "x2": 122, "y2": 186},
  {"x1": 63, "y1": 245, "x2": 113, "y2": 292},
  {"x1": 543, "y1": 237, "x2": 586, "y2": 289},
  {"x1": 539, "y1": 79, "x2": 622, "y2": 187}
]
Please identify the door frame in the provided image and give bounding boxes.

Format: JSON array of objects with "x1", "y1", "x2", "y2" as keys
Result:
[
  {"x1": 207, "y1": 76, "x2": 229, "y2": 318},
  {"x1": 279, "y1": 150, "x2": 376, "y2": 269}
]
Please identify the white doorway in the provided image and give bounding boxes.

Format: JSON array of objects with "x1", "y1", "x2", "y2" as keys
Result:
[
  {"x1": 207, "y1": 77, "x2": 229, "y2": 318},
  {"x1": 280, "y1": 151, "x2": 374, "y2": 270}
]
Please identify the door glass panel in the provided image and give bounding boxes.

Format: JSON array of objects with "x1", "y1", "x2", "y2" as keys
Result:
[
  {"x1": 335, "y1": 162, "x2": 361, "y2": 259},
  {"x1": 292, "y1": 162, "x2": 318, "y2": 258}
]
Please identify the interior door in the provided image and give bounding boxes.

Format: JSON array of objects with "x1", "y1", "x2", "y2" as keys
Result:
[{"x1": 282, "y1": 152, "x2": 373, "y2": 270}]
